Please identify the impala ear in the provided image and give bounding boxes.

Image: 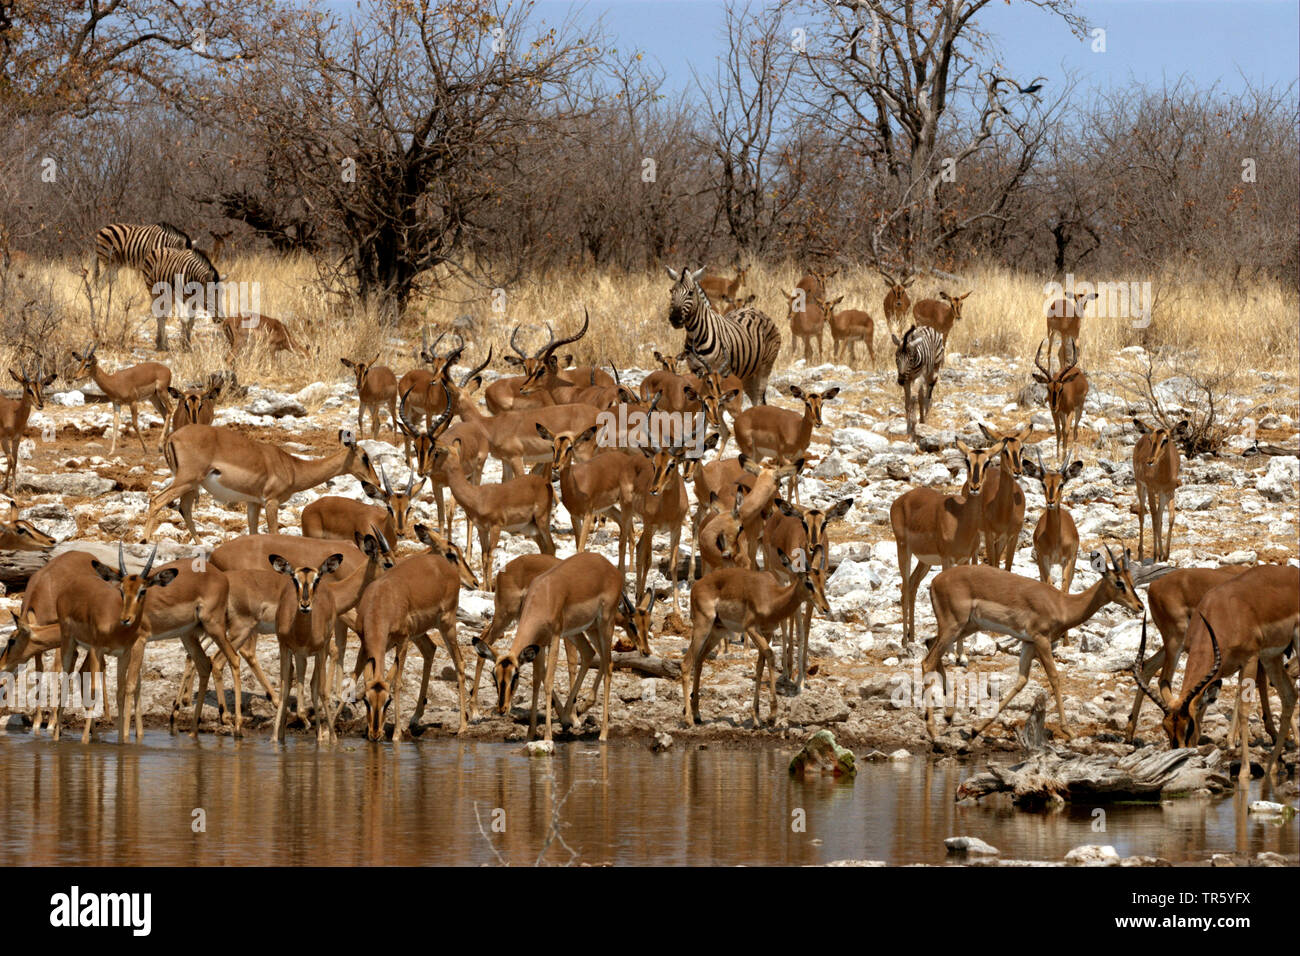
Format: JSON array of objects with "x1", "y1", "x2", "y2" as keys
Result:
[
  {"x1": 360, "y1": 481, "x2": 382, "y2": 499},
  {"x1": 1132, "y1": 418, "x2": 1152, "y2": 435},
  {"x1": 90, "y1": 559, "x2": 123, "y2": 583},
  {"x1": 147, "y1": 567, "x2": 179, "y2": 588},
  {"x1": 518, "y1": 644, "x2": 540, "y2": 665},
  {"x1": 319, "y1": 553, "x2": 345, "y2": 576},
  {"x1": 1064, "y1": 460, "x2": 1084, "y2": 480},
  {"x1": 822, "y1": 387, "x2": 840, "y2": 400},
  {"x1": 269, "y1": 555, "x2": 293, "y2": 576},
  {"x1": 472, "y1": 638, "x2": 497, "y2": 662},
  {"x1": 167, "y1": 386, "x2": 181, "y2": 399}
]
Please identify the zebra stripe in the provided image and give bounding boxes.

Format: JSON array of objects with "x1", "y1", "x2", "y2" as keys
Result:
[
  {"x1": 895, "y1": 325, "x2": 945, "y2": 385},
  {"x1": 141, "y1": 246, "x2": 219, "y2": 293},
  {"x1": 93, "y1": 222, "x2": 193, "y2": 282},
  {"x1": 665, "y1": 266, "x2": 781, "y2": 406}
]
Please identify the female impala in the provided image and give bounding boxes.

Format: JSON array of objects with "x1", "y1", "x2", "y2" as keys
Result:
[
  {"x1": 68, "y1": 345, "x2": 172, "y2": 454},
  {"x1": 1132, "y1": 417, "x2": 1188, "y2": 562},
  {"x1": 732, "y1": 385, "x2": 838, "y2": 505},
  {"x1": 0, "y1": 363, "x2": 56, "y2": 492}
]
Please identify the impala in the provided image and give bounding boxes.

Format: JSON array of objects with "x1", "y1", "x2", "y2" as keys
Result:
[
  {"x1": 682, "y1": 546, "x2": 830, "y2": 727},
  {"x1": 763, "y1": 496, "x2": 854, "y2": 690},
  {"x1": 1132, "y1": 417, "x2": 1188, "y2": 562},
  {"x1": 891, "y1": 440, "x2": 1003, "y2": 658},
  {"x1": 1044, "y1": 291, "x2": 1097, "y2": 373},
  {"x1": 301, "y1": 463, "x2": 423, "y2": 545},
  {"x1": 472, "y1": 551, "x2": 645, "y2": 743},
  {"x1": 913, "y1": 291, "x2": 970, "y2": 341},
  {"x1": 468, "y1": 553, "x2": 562, "y2": 719},
  {"x1": 966, "y1": 424, "x2": 1030, "y2": 570},
  {"x1": 925, "y1": 547, "x2": 1143, "y2": 742},
  {"x1": 1131, "y1": 564, "x2": 1298, "y2": 781},
  {"x1": 820, "y1": 295, "x2": 876, "y2": 366},
  {"x1": 268, "y1": 552, "x2": 345, "y2": 743},
  {"x1": 218, "y1": 313, "x2": 305, "y2": 357},
  {"x1": 488, "y1": 318, "x2": 590, "y2": 413},
  {"x1": 698, "y1": 265, "x2": 748, "y2": 308},
  {"x1": 784, "y1": 288, "x2": 826, "y2": 362},
  {"x1": 1032, "y1": 339, "x2": 1088, "y2": 458},
  {"x1": 50, "y1": 544, "x2": 178, "y2": 743},
  {"x1": 354, "y1": 525, "x2": 478, "y2": 740},
  {"x1": 340, "y1": 356, "x2": 398, "y2": 439},
  {"x1": 68, "y1": 345, "x2": 172, "y2": 454},
  {"x1": 142, "y1": 425, "x2": 379, "y2": 541},
  {"x1": 1022, "y1": 450, "x2": 1084, "y2": 593},
  {"x1": 733, "y1": 385, "x2": 838, "y2": 505},
  {"x1": 0, "y1": 363, "x2": 56, "y2": 492},
  {"x1": 879, "y1": 271, "x2": 915, "y2": 333},
  {"x1": 1123, "y1": 565, "x2": 1249, "y2": 741}
]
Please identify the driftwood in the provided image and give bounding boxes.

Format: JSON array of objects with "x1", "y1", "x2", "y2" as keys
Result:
[
  {"x1": 611, "y1": 652, "x2": 680, "y2": 680},
  {"x1": 956, "y1": 747, "x2": 1232, "y2": 807},
  {"x1": 1244, "y1": 442, "x2": 1300, "y2": 458},
  {"x1": 0, "y1": 541, "x2": 204, "y2": 590}
]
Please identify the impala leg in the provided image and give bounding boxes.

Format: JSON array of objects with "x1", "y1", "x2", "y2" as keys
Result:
[
  {"x1": 180, "y1": 634, "x2": 211, "y2": 739},
  {"x1": 1162, "y1": 491, "x2": 1176, "y2": 563},
  {"x1": 53, "y1": 638, "x2": 79, "y2": 742},
  {"x1": 1257, "y1": 664, "x2": 1277, "y2": 743},
  {"x1": 408, "y1": 633, "x2": 436, "y2": 731},
  {"x1": 1135, "y1": 486, "x2": 1148, "y2": 562},
  {"x1": 748, "y1": 628, "x2": 779, "y2": 725},
  {"x1": 541, "y1": 634, "x2": 563, "y2": 744},
  {"x1": 273, "y1": 645, "x2": 291, "y2": 744},
  {"x1": 79, "y1": 649, "x2": 99, "y2": 743},
  {"x1": 131, "y1": 402, "x2": 147, "y2": 453},
  {"x1": 1260, "y1": 655, "x2": 1296, "y2": 780},
  {"x1": 264, "y1": 500, "x2": 280, "y2": 536},
  {"x1": 969, "y1": 642, "x2": 1035, "y2": 742},
  {"x1": 1036, "y1": 640, "x2": 1073, "y2": 741}
]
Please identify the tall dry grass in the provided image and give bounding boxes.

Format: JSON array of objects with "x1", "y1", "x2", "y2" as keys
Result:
[{"x1": 3, "y1": 254, "x2": 1296, "y2": 402}]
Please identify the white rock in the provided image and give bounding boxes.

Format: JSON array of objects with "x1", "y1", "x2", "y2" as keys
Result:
[
  {"x1": 1257, "y1": 456, "x2": 1298, "y2": 501},
  {"x1": 49, "y1": 390, "x2": 85, "y2": 407},
  {"x1": 1065, "y1": 844, "x2": 1120, "y2": 866},
  {"x1": 945, "y1": 836, "x2": 999, "y2": 855},
  {"x1": 826, "y1": 560, "x2": 882, "y2": 596},
  {"x1": 1176, "y1": 487, "x2": 1216, "y2": 511}
]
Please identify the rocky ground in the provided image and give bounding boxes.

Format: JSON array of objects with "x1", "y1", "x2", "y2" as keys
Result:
[{"x1": 3, "y1": 343, "x2": 1298, "y2": 777}]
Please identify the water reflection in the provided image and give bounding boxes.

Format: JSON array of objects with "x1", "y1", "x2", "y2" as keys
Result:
[{"x1": 0, "y1": 737, "x2": 1293, "y2": 866}]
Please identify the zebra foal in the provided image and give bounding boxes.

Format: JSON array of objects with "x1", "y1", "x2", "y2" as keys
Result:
[
  {"x1": 892, "y1": 325, "x2": 945, "y2": 440},
  {"x1": 664, "y1": 266, "x2": 780, "y2": 407}
]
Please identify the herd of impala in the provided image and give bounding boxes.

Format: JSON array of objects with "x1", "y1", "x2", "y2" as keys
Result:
[{"x1": 0, "y1": 260, "x2": 1294, "y2": 786}]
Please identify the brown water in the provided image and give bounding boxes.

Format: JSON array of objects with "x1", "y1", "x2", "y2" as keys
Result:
[{"x1": 0, "y1": 735, "x2": 1294, "y2": 866}]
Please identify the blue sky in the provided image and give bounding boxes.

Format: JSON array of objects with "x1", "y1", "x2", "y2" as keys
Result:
[{"x1": 532, "y1": 0, "x2": 1299, "y2": 100}]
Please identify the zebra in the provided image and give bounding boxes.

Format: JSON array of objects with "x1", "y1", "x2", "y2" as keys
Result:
[
  {"x1": 892, "y1": 325, "x2": 945, "y2": 439},
  {"x1": 664, "y1": 265, "x2": 781, "y2": 406},
  {"x1": 92, "y1": 222, "x2": 193, "y2": 284},
  {"x1": 141, "y1": 246, "x2": 222, "y2": 351}
]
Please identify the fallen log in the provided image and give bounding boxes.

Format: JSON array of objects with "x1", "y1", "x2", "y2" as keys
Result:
[
  {"x1": 611, "y1": 652, "x2": 680, "y2": 680},
  {"x1": 956, "y1": 747, "x2": 1233, "y2": 807},
  {"x1": 0, "y1": 540, "x2": 205, "y2": 591}
]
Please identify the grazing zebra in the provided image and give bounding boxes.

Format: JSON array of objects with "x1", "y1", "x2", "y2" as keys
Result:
[
  {"x1": 92, "y1": 222, "x2": 193, "y2": 284},
  {"x1": 892, "y1": 325, "x2": 945, "y2": 440},
  {"x1": 141, "y1": 246, "x2": 222, "y2": 351},
  {"x1": 664, "y1": 266, "x2": 781, "y2": 406}
]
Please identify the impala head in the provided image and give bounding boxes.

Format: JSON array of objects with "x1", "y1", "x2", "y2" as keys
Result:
[
  {"x1": 652, "y1": 350, "x2": 678, "y2": 373},
  {"x1": 1023, "y1": 449, "x2": 1083, "y2": 509},
  {"x1": 1087, "y1": 544, "x2": 1144, "y2": 615},
  {"x1": 788, "y1": 385, "x2": 840, "y2": 427},
  {"x1": 337, "y1": 429, "x2": 380, "y2": 487},
  {"x1": 167, "y1": 381, "x2": 219, "y2": 428},
  {"x1": 665, "y1": 265, "x2": 708, "y2": 327},
  {"x1": 360, "y1": 463, "x2": 425, "y2": 540},
  {"x1": 9, "y1": 362, "x2": 56, "y2": 409},
  {"x1": 0, "y1": 499, "x2": 57, "y2": 550},
  {"x1": 1132, "y1": 610, "x2": 1221, "y2": 747},
  {"x1": 779, "y1": 496, "x2": 854, "y2": 551},
  {"x1": 515, "y1": 311, "x2": 590, "y2": 395},
  {"x1": 339, "y1": 355, "x2": 381, "y2": 390},
  {"x1": 957, "y1": 439, "x2": 1003, "y2": 496},
  {"x1": 724, "y1": 293, "x2": 757, "y2": 314},
  {"x1": 472, "y1": 637, "x2": 538, "y2": 715},
  {"x1": 978, "y1": 423, "x2": 1031, "y2": 477},
  {"x1": 1132, "y1": 418, "x2": 1190, "y2": 466},
  {"x1": 814, "y1": 295, "x2": 845, "y2": 320},
  {"x1": 535, "y1": 421, "x2": 600, "y2": 481},
  {"x1": 618, "y1": 589, "x2": 657, "y2": 656},
  {"x1": 417, "y1": 329, "x2": 466, "y2": 381},
  {"x1": 354, "y1": 529, "x2": 396, "y2": 569},
  {"x1": 683, "y1": 383, "x2": 740, "y2": 433},
  {"x1": 777, "y1": 544, "x2": 831, "y2": 614},
  {"x1": 640, "y1": 444, "x2": 682, "y2": 496},
  {"x1": 90, "y1": 543, "x2": 177, "y2": 629},
  {"x1": 269, "y1": 551, "x2": 344, "y2": 615},
  {"x1": 67, "y1": 344, "x2": 99, "y2": 380},
  {"x1": 938, "y1": 290, "x2": 972, "y2": 320},
  {"x1": 415, "y1": 523, "x2": 478, "y2": 588}
]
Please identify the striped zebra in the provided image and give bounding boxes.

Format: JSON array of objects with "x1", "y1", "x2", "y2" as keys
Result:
[
  {"x1": 664, "y1": 266, "x2": 781, "y2": 406},
  {"x1": 141, "y1": 246, "x2": 222, "y2": 351},
  {"x1": 92, "y1": 222, "x2": 193, "y2": 284},
  {"x1": 892, "y1": 325, "x2": 945, "y2": 439}
]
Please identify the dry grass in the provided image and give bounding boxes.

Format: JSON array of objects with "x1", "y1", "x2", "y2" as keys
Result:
[{"x1": 2, "y1": 255, "x2": 1296, "y2": 396}]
